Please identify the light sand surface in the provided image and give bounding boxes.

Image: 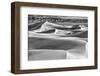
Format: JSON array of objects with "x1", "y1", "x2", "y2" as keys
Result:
[{"x1": 28, "y1": 35, "x2": 87, "y2": 60}]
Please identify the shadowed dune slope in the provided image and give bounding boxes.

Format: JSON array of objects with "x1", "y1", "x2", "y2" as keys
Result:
[
  {"x1": 28, "y1": 37, "x2": 86, "y2": 50},
  {"x1": 28, "y1": 21, "x2": 45, "y2": 31}
]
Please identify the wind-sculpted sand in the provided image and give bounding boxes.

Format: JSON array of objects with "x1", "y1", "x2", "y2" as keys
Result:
[
  {"x1": 28, "y1": 35, "x2": 87, "y2": 60},
  {"x1": 28, "y1": 21, "x2": 88, "y2": 60}
]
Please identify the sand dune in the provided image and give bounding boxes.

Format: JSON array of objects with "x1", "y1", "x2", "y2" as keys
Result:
[
  {"x1": 29, "y1": 21, "x2": 88, "y2": 37},
  {"x1": 28, "y1": 37, "x2": 87, "y2": 60},
  {"x1": 28, "y1": 21, "x2": 88, "y2": 60}
]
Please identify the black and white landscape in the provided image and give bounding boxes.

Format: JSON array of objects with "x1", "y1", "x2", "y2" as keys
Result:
[{"x1": 28, "y1": 15, "x2": 88, "y2": 61}]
